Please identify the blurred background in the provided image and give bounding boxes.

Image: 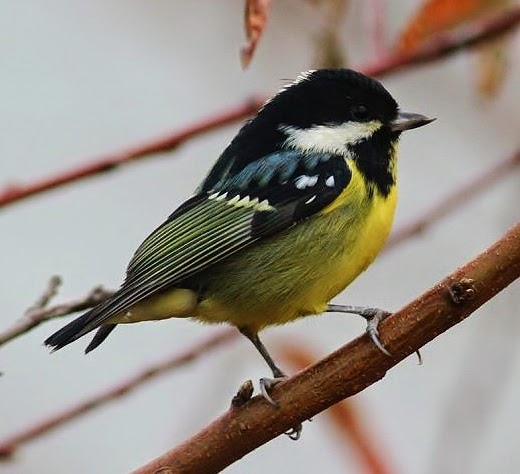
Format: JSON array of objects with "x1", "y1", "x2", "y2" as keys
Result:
[{"x1": 1, "y1": 1, "x2": 519, "y2": 473}]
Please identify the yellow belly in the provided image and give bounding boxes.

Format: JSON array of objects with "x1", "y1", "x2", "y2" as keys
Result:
[
  {"x1": 195, "y1": 178, "x2": 398, "y2": 331},
  {"x1": 114, "y1": 162, "x2": 398, "y2": 331}
]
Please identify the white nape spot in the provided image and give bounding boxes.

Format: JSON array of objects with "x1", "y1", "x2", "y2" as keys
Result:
[
  {"x1": 305, "y1": 195, "x2": 316, "y2": 204},
  {"x1": 294, "y1": 175, "x2": 318, "y2": 190},
  {"x1": 280, "y1": 121, "x2": 382, "y2": 155},
  {"x1": 325, "y1": 175, "x2": 335, "y2": 187},
  {"x1": 277, "y1": 70, "x2": 316, "y2": 94},
  {"x1": 292, "y1": 69, "x2": 315, "y2": 85}
]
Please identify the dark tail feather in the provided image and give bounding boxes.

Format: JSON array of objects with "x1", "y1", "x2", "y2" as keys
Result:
[
  {"x1": 85, "y1": 325, "x2": 117, "y2": 353},
  {"x1": 44, "y1": 308, "x2": 103, "y2": 352}
]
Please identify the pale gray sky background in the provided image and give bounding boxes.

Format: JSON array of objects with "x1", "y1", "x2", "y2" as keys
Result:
[{"x1": 1, "y1": 2, "x2": 519, "y2": 473}]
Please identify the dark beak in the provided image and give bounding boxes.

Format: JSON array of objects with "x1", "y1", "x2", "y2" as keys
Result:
[{"x1": 390, "y1": 112, "x2": 436, "y2": 132}]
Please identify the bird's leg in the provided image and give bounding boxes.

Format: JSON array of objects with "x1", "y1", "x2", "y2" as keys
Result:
[
  {"x1": 326, "y1": 304, "x2": 392, "y2": 356},
  {"x1": 327, "y1": 304, "x2": 423, "y2": 363},
  {"x1": 238, "y1": 327, "x2": 286, "y2": 405},
  {"x1": 238, "y1": 327, "x2": 303, "y2": 440}
]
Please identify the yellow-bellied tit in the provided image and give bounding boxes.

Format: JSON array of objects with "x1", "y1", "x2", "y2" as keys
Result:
[{"x1": 45, "y1": 69, "x2": 433, "y2": 402}]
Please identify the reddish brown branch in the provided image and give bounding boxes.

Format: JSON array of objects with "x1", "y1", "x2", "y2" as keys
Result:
[
  {"x1": 361, "y1": 7, "x2": 520, "y2": 77},
  {"x1": 0, "y1": 329, "x2": 237, "y2": 458},
  {"x1": 1, "y1": 7, "x2": 519, "y2": 211},
  {"x1": 386, "y1": 149, "x2": 520, "y2": 250},
  {"x1": 279, "y1": 343, "x2": 393, "y2": 474},
  {"x1": 131, "y1": 222, "x2": 520, "y2": 474},
  {"x1": 0, "y1": 98, "x2": 264, "y2": 210}
]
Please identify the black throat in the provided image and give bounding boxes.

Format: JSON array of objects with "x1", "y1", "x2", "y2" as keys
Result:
[{"x1": 350, "y1": 128, "x2": 398, "y2": 198}]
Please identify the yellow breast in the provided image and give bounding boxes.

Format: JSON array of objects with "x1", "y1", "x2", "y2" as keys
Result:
[{"x1": 195, "y1": 159, "x2": 398, "y2": 331}]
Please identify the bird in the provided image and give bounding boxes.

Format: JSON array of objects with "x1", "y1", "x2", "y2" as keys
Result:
[{"x1": 45, "y1": 68, "x2": 434, "y2": 405}]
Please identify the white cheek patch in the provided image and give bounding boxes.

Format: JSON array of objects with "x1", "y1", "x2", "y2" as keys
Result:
[
  {"x1": 294, "y1": 174, "x2": 318, "y2": 190},
  {"x1": 281, "y1": 121, "x2": 382, "y2": 155}
]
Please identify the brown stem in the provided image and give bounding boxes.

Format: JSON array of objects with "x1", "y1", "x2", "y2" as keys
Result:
[
  {"x1": 0, "y1": 98, "x2": 264, "y2": 210},
  {"x1": 361, "y1": 7, "x2": 520, "y2": 77},
  {"x1": 131, "y1": 221, "x2": 520, "y2": 474},
  {"x1": 279, "y1": 343, "x2": 394, "y2": 474}
]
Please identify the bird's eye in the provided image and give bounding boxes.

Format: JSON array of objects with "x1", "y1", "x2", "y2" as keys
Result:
[{"x1": 351, "y1": 104, "x2": 369, "y2": 121}]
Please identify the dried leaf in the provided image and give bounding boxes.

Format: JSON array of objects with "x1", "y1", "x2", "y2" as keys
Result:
[
  {"x1": 397, "y1": 0, "x2": 508, "y2": 53},
  {"x1": 476, "y1": 36, "x2": 509, "y2": 98},
  {"x1": 311, "y1": 0, "x2": 349, "y2": 68},
  {"x1": 240, "y1": 0, "x2": 272, "y2": 69},
  {"x1": 313, "y1": 29, "x2": 348, "y2": 69}
]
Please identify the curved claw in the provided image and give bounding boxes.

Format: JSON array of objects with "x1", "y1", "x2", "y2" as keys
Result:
[
  {"x1": 285, "y1": 423, "x2": 303, "y2": 440},
  {"x1": 366, "y1": 314, "x2": 391, "y2": 356},
  {"x1": 259, "y1": 376, "x2": 305, "y2": 440},
  {"x1": 259, "y1": 376, "x2": 286, "y2": 407},
  {"x1": 366, "y1": 314, "x2": 392, "y2": 357}
]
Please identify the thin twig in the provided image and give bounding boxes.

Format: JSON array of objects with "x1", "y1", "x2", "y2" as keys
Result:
[
  {"x1": 0, "y1": 285, "x2": 114, "y2": 347},
  {"x1": 0, "y1": 329, "x2": 237, "y2": 458},
  {"x1": 386, "y1": 150, "x2": 520, "y2": 250},
  {"x1": 27, "y1": 276, "x2": 62, "y2": 312},
  {"x1": 132, "y1": 221, "x2": 520, "y2": 474},
  {"x1": 0, "y1": 98, "x2": 264, "y2": 210},
  {"x1": 361, "y1": 7, "x2": 520, "y2": 77},
  {"x1": 1, "y1": 7, "x2": 519, "y2": 211}
]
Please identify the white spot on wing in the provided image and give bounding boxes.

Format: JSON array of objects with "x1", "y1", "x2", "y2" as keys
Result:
[
  {"x1": 208, "y1": 191, "x2": 228, "y2": 201},
  {"x1": 294, "y1": 175, "x2": 318, "y2": 190},
  {"x1": 325, "y1": 175, "x2": 335, "y2": 187},
  {"x1": 305, "y1": 195, "x2": 316, "y2": 204},
  {"x1": 256, "y1": 199, "x2": 272, "y2": 211},
  {"x1": 216, "y1": 193, "x2": 273, "y2": 211}
]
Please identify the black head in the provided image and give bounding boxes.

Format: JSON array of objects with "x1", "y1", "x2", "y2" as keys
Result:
[
  {"x1": 219, "y1": 69, "x2": 402, "y2": 165},
  {"x1": 201, "y1": 69, "x2": 433, "y2": 195},
  {"x1": 259, "y1": 69, "x2": 399, "y2": 129}
]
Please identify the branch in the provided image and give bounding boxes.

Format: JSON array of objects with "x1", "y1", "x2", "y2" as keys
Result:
[
  {"x1": 0, "y1": 283, "x2": 114, "y2": 347},
  {"x1": 1, "y1": 7, "x2": 519, "y2": 211},
  {"x1": 131, "y1": 221, "x2": 520, "y2": 474},
  {"x1": 0, "y1": 329, "x2": 237, "y2": 458},
  {"x1": 386, "y1": 149, "x2": 520, "y2": 250},
  {"x1": 0, "y1": 98, "x2": 264, "y2": 210},
  {"x1": 279, "y1": 343, "x2": 394, "y2": 474},
  {"x1": 361, "y1": 6, "x2": 520, "y2": 77}
]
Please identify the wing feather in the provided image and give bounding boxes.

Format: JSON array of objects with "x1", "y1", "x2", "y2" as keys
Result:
[{"x1": 75, "y1": 150, "x2": 352, "y2": 331}]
